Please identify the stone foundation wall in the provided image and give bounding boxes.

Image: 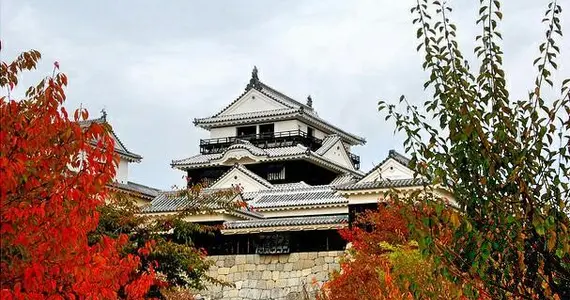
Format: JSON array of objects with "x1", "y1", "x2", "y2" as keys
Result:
[{"x1": 195, "y1": 251, "x2": 343, "y2": 300}]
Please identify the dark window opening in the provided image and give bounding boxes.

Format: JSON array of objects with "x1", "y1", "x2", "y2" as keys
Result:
[
  {"x1": 192, "y1": 230, "x2": 346, "y2": 255},
  {"x1": 348, "y1": 203, "x2": 379, "y2": 228},
  {"x1": 307, "y1": 127, "x2": 314, "y2": 138},
  {"x1": 236, "y1": 126, "x2": 256, "y2": 137},
  {"x1": 267, "y1": 164, "x2": 286, "y2": 181},
  {"x1": 259, "y1": 123, "x2": 275, "y2": 137}
]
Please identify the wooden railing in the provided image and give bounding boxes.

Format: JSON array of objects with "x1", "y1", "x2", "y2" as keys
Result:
[
  {"x1": 200, "y1": 130, "x2": 320, "y2": 145},
  {"x1": 199, "y1": 130, "x2": 360, "y2": 169}
]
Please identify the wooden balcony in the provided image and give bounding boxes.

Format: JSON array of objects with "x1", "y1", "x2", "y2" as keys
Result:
[
  {"x1": 199, "y1": 130, "x2": 361, "y2": 170},
  {"x1": 199, "y1": 130, "x2": 323, "y2": 154}
]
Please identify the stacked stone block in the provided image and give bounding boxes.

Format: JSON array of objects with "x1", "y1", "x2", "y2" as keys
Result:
[{"x1": 196, "y1": 251, "x2": 343, "y2": 300}]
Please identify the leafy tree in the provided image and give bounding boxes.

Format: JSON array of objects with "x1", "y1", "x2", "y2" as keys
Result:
[
  {"x1": 378, "y1": 0, "x2": 569, "y2": 298},
  {"x1": 318, "y1": 203, "x2": 468, "y2": 300},
  {"x1": 92, "y1": 186, "x2": 240, "y2": 297},
  {"x1": 1, "y1": 48, "x2": 158, "y2": 298}
]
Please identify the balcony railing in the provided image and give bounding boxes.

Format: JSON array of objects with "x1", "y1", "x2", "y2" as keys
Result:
[
  {"x1": 200, "y1": 130, "x2": 323, "y2": 154},
  {"x1": 200, "y1": 130, "x2": 361, "y2": 169}
]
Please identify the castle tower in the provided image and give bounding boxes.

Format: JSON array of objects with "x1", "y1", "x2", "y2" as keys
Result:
[{"x1": 172, "y1": 67, "x2": 365, "y2": 188}]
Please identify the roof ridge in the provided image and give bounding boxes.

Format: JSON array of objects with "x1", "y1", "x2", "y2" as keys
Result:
[
  {"x1": 79, "y1": 116, "x2": 142, "y2": 161},
  {"x1": 126, "y1": 181, "x2": 161, "y2": 191},
  {"x1": 210, "y1": 88, "x2": 251, "y2": 118},
  {"x1": 360, "y1": 149, "x2": 412, "y2": 180},
  {"x1": 259, "y1": 82, "x2": 313, "y2": 111},
  {"x1": 226, "y1": 214, "x2": 347, "y2": 223},
  {"x1": 315, "y1": 134, "x2": 343, "y2": 155},
  {"x1": 257, "y1": 184, "x2": 334, "y2": 194},
  {"x1": 337, "y1": 177, "x2": 426, "y2": 191},
  {"x1": 207, "y1": 70, "x2": 308, "y2": 119},
  {"x1": 301, "y1": 111, "x2": 366, "y2": 145}
]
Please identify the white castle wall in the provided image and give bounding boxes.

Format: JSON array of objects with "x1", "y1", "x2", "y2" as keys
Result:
[
  {"x1": 196, "y1": 251, "x2": 343, "y2": 300},
  {"x1": 115, "y1": 158, "x2": 129, "y2": 184}
]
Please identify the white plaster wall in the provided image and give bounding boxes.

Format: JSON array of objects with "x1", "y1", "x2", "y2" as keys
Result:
[
  {"x1": 208, "y1": 120, "x2": 328, "y2": 141},
  {"x1": 273, "y1": 120, "x2": 298, "y2": 132},
  {"x1": 284, "y1": 120, "x2": 326, "y2": 139},
  {"x1": 210, "y1": 168, "x2": 269, "y2": 193},
  {"x1": 360, "y1": 158, "x2": 414, "y2": 183},
  {"x1": 380, "y1": 160, "x2": 414, "y2": 180},
  {"x1": 343, "y1": 192, "x2": 382, "y2": 205},
  {"x1": 322, "y1": 140, "x2": 354, "y2": 170},
  {"x1": 115, "y1": 158, "x2": 129, "y2": 184},
  {"x1": 210, "y1": 126, "x2": 237, "y2": 139},
  {"x1": 221, "y1": 90, "x2": 286, "y2": 116}
]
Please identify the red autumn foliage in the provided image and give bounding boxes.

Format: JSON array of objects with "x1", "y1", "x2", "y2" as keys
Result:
[
  {"x1": 338, "y1": 203, "x2": 410, "y2": 252},
  {"x1": 318, "y1": 203, "x2": 413, "y2": 300},
  {"x1": 318, "y1": 202, "x2": 484, "y2": 300},
  {"x1": 1, "y1": 49, "x2": 158, "y2": 298}
]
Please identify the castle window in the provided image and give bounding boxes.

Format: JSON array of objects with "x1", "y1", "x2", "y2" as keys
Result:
[
  {"x1": 267, "y1": 165, "x2": 286, "y2": 181},
  {"x1": 307, "y1": 127, "x2": 314, "y2": 138},
  {"x1": 259, "y1": 123, "x2": 274, "y2": 136},
  {"x1": 236, "y1": 126, "x2": 256, "y2": 137}
]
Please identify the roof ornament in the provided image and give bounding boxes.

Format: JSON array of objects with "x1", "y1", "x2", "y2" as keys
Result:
[
  {"x1": 246, "y1": 66, "x2": 262, "y2": 90},
  {"x1": 100, "y1": 108, "x2": 107, "y2": 122},
  {"x1": 306, "y1": 95, "x2": 313, "y2": 108}
]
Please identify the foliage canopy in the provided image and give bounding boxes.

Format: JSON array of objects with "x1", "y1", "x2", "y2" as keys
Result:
[{"x1": 378, "y1": 0, "x2": 570, "y2": 298}]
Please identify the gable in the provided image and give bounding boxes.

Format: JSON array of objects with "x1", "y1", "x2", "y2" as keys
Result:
[
  {"x1": 320, "y1": 139, "x2": 355, "y2": 171},
  {"x1": 218, "y1": 89, "x2": 289, "y2": 116},
  {"x1": 109, "y1": 131, "x2": 128, "y2": 153},
  {"x1": 359, "y1": 158, "x2": 414, "y2": 183},
  {"x1": 209, "y1": 166, "x2": 272, "y2": 193}
]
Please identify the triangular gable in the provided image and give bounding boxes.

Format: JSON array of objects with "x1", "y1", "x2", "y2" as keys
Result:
[
  {"x1": 109, "y1": 131, "x2": 128, "y2": 153},
  {"x1": 209, "y1": 164, "x2": 273, "y2": 193},
  {"x1": 359, "y1": 150, "x2": 414, "y2": 183},
  {"x1": 80, "y1": 116, "x2": 141, "y2": 162},
  {"x1": 319, "y1": 139, "x2": 355, "y2": 171},
  {"x1": 217, "y1": 89, "x2": 290, "y2": 117}
]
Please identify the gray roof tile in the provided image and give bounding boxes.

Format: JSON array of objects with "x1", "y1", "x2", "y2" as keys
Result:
[
  {"x1": 224, "y1": 214, "x2": 348, "y2": 229},
  {"x1": 196, "y1": 108, "x2": 298, "y2": 124},
  {"x1": 315, "y1": 134, "x2": 342, "y2": 155},
  {"x1": 171, "y1": 143, "x2": 359, "y2": 175},
  {"x1": 330, "y1": 173, "x2": 360, "y2": 186},
  {"x1": 337, "y1": 178, "x2": 426, "y2": 191},
  {"x1": 246, "y1": 185, "x2": 347, "y2": 209},
  {"x1": 141, "y1": 190, "x2": 263, "y2": 219},
  {"x1": 110, "y1": 181, "x2": 161, "y2": 199}
]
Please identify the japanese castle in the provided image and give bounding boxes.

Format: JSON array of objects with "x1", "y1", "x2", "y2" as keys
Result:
[{"x1": 124, "y1": 67, "x2": 425, "y2": 256}]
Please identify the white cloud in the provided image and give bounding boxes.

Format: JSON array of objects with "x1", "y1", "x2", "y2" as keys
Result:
[{"x1": 1, "y1": 0, "x2": 569, "y2": 188}]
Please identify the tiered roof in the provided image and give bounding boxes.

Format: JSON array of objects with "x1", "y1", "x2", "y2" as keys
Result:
[
  {"x1": 141, "y1": 189, "x2": 263, "y2": 219},
  {"x1": 144, "y1": 150, "x2": 426, "y2": 233},
  {"x1": 172, "y1": 139, "x2": 362, "y2": 175},
  {"x1": 243, "y1": 184, "x2": 348, "y2": 210},
  {"x1": 336, "y1": 178, "x2": 425, "y2": 191},
  {"x1": 193, "y1": 67, "x2": 366, "y2": 146},
  {"x1": 222, "y1": 215, "x2": 348, "y2": 235},
  {"x1": 109, "y1": 181, "x2": 161, "y2": 200}
]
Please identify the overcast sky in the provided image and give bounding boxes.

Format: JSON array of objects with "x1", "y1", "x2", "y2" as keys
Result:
[{"x1": 1, "y1": 0, "x2": 568, "y2": 190}]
